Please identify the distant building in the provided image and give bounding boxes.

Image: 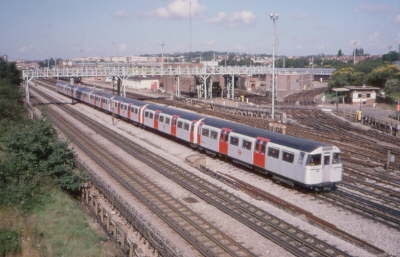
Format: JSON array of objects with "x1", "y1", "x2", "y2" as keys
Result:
[
  {"x1": 344, "y1": 85, "x2": 380, "y2": 105},
  {"x1": 0, "y1": 55, "x2": 7, "y2": 62}
]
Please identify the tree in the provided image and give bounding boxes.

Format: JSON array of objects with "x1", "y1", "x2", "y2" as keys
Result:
[
  {"x1": 354, "y1": 48, "x2": 365, "y2": 56},
  {"x1": 382, "y1": 51, "x2": 400, "y2": 63},
  {"x1": 337, "y1": 49, "x2": 343, "y2": 57},
  {"x1": 366, "y1": 64, "x2": 400, "y2": 88},
  {"x1": 384, "y1": 79, "x2": 400, "y2": 97},
  {"x1": 0, "y1": 229, "x2": 20, "y2": 257},
  {"x1": 0, "y1": 120, "x2": 82, "y2": 209},
  {"x1": 0, "y1": 59, "x2": 21, "y2": 85},
  {"x1": 328, "y1": 67, "x2": 365, "y2": 88}
]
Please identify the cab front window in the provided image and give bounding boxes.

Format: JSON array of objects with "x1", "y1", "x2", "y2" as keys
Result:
[
  {"x1": 332, "y1": 153, "x2": 341, "y2": 164},
  {"x1": 307, "y1": 154, "x2": 321, "y2": 166}
]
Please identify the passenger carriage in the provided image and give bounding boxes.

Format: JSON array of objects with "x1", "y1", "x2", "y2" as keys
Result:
[{"x1": 55, "y1": 81, "x2": 342, "y2": 191}]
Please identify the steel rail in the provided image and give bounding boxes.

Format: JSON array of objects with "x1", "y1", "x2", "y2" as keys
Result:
[{"x1": 34, "y1": 82, "x2": 352, "y2": 257}]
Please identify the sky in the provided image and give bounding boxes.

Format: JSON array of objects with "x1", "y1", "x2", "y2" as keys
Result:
[{"x1": 1, "y1": 0, "x2": 399, "y2": 60}]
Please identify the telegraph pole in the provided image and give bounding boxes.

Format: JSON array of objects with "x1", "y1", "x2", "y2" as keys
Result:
[{"x1": 269, "y1": 12, "x2": 279, "y2": 120}]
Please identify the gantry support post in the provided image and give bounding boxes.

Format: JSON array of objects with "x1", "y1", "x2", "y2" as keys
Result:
[
  {"x1": 209, "y1": 77, "x2": 213, "y2": 99},
  {"x1": 121, "y1": 76, "x2": 128, "y2": 97},
  {"x1": 231, "y1": 74, "x2": 235, "y2": 100},
  {"x1": 117, "y1": 77, "x2": 122, "y2": 96},
  {"x1": 25, "y1": 77, "x2": 33, "y2": 105},
  {"x1": 200, "y1": 75, "x2": 210, "y2": 100},
  {"x1": 176, "y1": 76, "x2": 181, "y2": 97}
]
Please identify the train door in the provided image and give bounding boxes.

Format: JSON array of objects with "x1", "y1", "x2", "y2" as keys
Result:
[
  {"x1": 154, "y1": 111, "x2": 160, "y2": 129},
  {"x1": 322, "y1": 153, "x2": 332, "y2": 181},
  {"x1": 171, "y1": 115, "x2": 178, "y2": 136},
  {"x1": 127, "y1": 105, "x2": 132, "y2": 120},
  {"x1": 190, "y1": 121, "x2": 195, "y2": 143},
  {"x1": 117, "y1": 102, "x2": 121, "y2": 115},
  {"x1": 197, "y1": 124, "x2": 203, "y2": 145},
  {"x1": 100, "y1": 97, "x2": 103, "y2": 109},
  {"x1": 253, "y1": 137, "x2": 269, "y2": 168},
  {"x1": 219, "y1": 128, "x2": 231, "y2": 155}
]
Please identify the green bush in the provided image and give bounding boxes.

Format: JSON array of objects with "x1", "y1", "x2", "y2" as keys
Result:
[
  {"x1": 0, "y1": 119, "x2": 84, "y2": 210},
  {"x1": 0, "y1": 228, "x2": 20, "y2": 256}
]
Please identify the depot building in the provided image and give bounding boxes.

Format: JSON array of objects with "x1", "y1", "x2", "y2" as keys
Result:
[{"x1": 333, "y1": 85, "x2": 380, "y2": 105}]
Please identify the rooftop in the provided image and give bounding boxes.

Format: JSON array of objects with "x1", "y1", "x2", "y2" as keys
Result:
[{"x1": 345, "y1": 85, "x2": 380, "y2": 91}]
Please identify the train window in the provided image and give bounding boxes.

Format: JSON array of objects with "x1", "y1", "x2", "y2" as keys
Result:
[
  {"x1": 184, "y1": 123, "x2": 189, "y2": 131},
  {"x1": 177, "y1": 121, "x2": 183, "y2": 128},
  {"x1": 324, "y1": 155, "x2": 330, "y2": 165},
  {"x1": 260, "y1": 142, "x2": 266, "y2": 154},
  {"x1": 332, "y1": 153, "x2": 341, "y2": 164},
  {"x1": 230, "y1": 136, "x2": 239, "y2": 146},
  {"x1": 165, "y1": 117, "x2": 170, "y2": 124},
  {"x1": 268, "y1": 147, "x2": 280, "y2": 158},
  {"x1": 149, "y1": 113, "x2": 154, "y2": 119},
  {"x1": 202, "y1": 128, "x2": 210, "y2": 137},
  {"x1": 242, "y1": 140, "x2": 252, "y2": 150},
  {"x1": 135, "y1": 108, "x2": 139, "y2": 114},
  {"x1": 298, "y1": 152, "x2": 305, "y2": 165},
  {"x1": 145, "y1": 112, "x2": 149, "y2": 118},
  {"x1": 307, "y1": 154, "x2": 321, "y2": 166},
  {"x1": 282, "y1": 151, "x2": 294, "y2": 163},
  {"x1": 159, "y1": 116, "x2": 164, "y2": 122},
  {"x1": 210, "y1": 131, "x2": 218, "y2": 140}
]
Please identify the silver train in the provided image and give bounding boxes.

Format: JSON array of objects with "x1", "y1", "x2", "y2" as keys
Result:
[{"x1": 57, "y1": 82, "x2": 342, "y2": 191}]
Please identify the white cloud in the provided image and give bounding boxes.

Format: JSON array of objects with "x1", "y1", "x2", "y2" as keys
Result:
[
  {"x1": 153, "y1": 0, "x2": 204, "y2": 19},
  {"x1": 208, "y1": 10, "x2": 256, "y2": 25},
  {"x1": 208, "y1": 12, "x2": 227, "y2": 23},
  {"x1": 231, "y1": 11, "x2": 256, "y2": 24},
  {"x1": 394, "y1": 14, "x2": 400, "y2": 24},
  {"x1": 114, "y1": 10, "x2": 129, "y2": 18}
]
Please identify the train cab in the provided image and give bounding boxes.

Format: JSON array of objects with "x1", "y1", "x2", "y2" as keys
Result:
[{"x1": 304, "y1": 146, "x2": 342, "y2": 190}]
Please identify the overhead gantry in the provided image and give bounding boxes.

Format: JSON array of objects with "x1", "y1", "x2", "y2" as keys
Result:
[{"x1": 22, "y1": 65, "x2": 335, "y2": 104}]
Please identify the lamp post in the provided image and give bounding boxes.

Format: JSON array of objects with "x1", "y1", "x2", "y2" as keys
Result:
[{"x1": 269, "y1": 12, "x2": 279, "y2": 120}]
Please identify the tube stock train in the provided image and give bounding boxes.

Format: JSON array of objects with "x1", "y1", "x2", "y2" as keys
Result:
[{"x1": 56, "y1": 81, "x2": 342, "y2": 191}]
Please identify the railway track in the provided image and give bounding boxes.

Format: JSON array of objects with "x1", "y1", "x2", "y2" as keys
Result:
[
  {"x1": 41, "y1": 80, "x2": 400, "y2": 230},
  {"x1": 33, "y1": 82, "x2": 354, "y2": 257},
  {"x1": 32, "y1": 90, "x2": 256, "y2": 257},
  {"x1": 316, "y1": 188, "x2": 400, "y2": 230}
]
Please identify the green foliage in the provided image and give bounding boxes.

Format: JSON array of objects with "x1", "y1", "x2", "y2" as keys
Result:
[
  {"x1": 0, "y1": 79, "x2": 25, "y2": 121},
  {"x1": 353, "y1": 58, "x2": 383, "y2": 73},
  {"x1": 382, "y1": 51, "x2": 400, "y2": 63},
  {"x1": 0, "y1": 228, "x2": 20, "y2": 256},
  {"x1": 328, "y1": 67, "x2": 365, "y2": 88},
  {"x1": 0, "y1": 59, "x2": 24, "y2": 122},
  {"x1": 353, "y1": 48, "x2": 365, "y2": 56},
  {"x1": 384, "y1": 79, "x2": 400, "y2": 99},
  {"x1": 38, "y1": 58, "x2": 63, "y2": 68},
  {"x1": 0, "y1": 120, "x2": 83, "y2": 210},
  {"x1": 0, "y1": 59, "x2": 21, "y2": 85},
  {"x1": 366, "y1": 64, "x2": 400, "y2": 88},
  {"x1": 31, "y1": 189, "x2": 109, "y2": 257}
]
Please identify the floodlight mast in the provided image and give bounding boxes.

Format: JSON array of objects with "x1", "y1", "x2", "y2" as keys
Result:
[{"x1": 269, "y1": 12, "x2": 279, "y2": 120}]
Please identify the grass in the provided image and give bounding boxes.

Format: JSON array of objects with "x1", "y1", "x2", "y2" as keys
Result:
[{"x1": 0, "y1": 187, "x2": 121, "y2": 257}]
